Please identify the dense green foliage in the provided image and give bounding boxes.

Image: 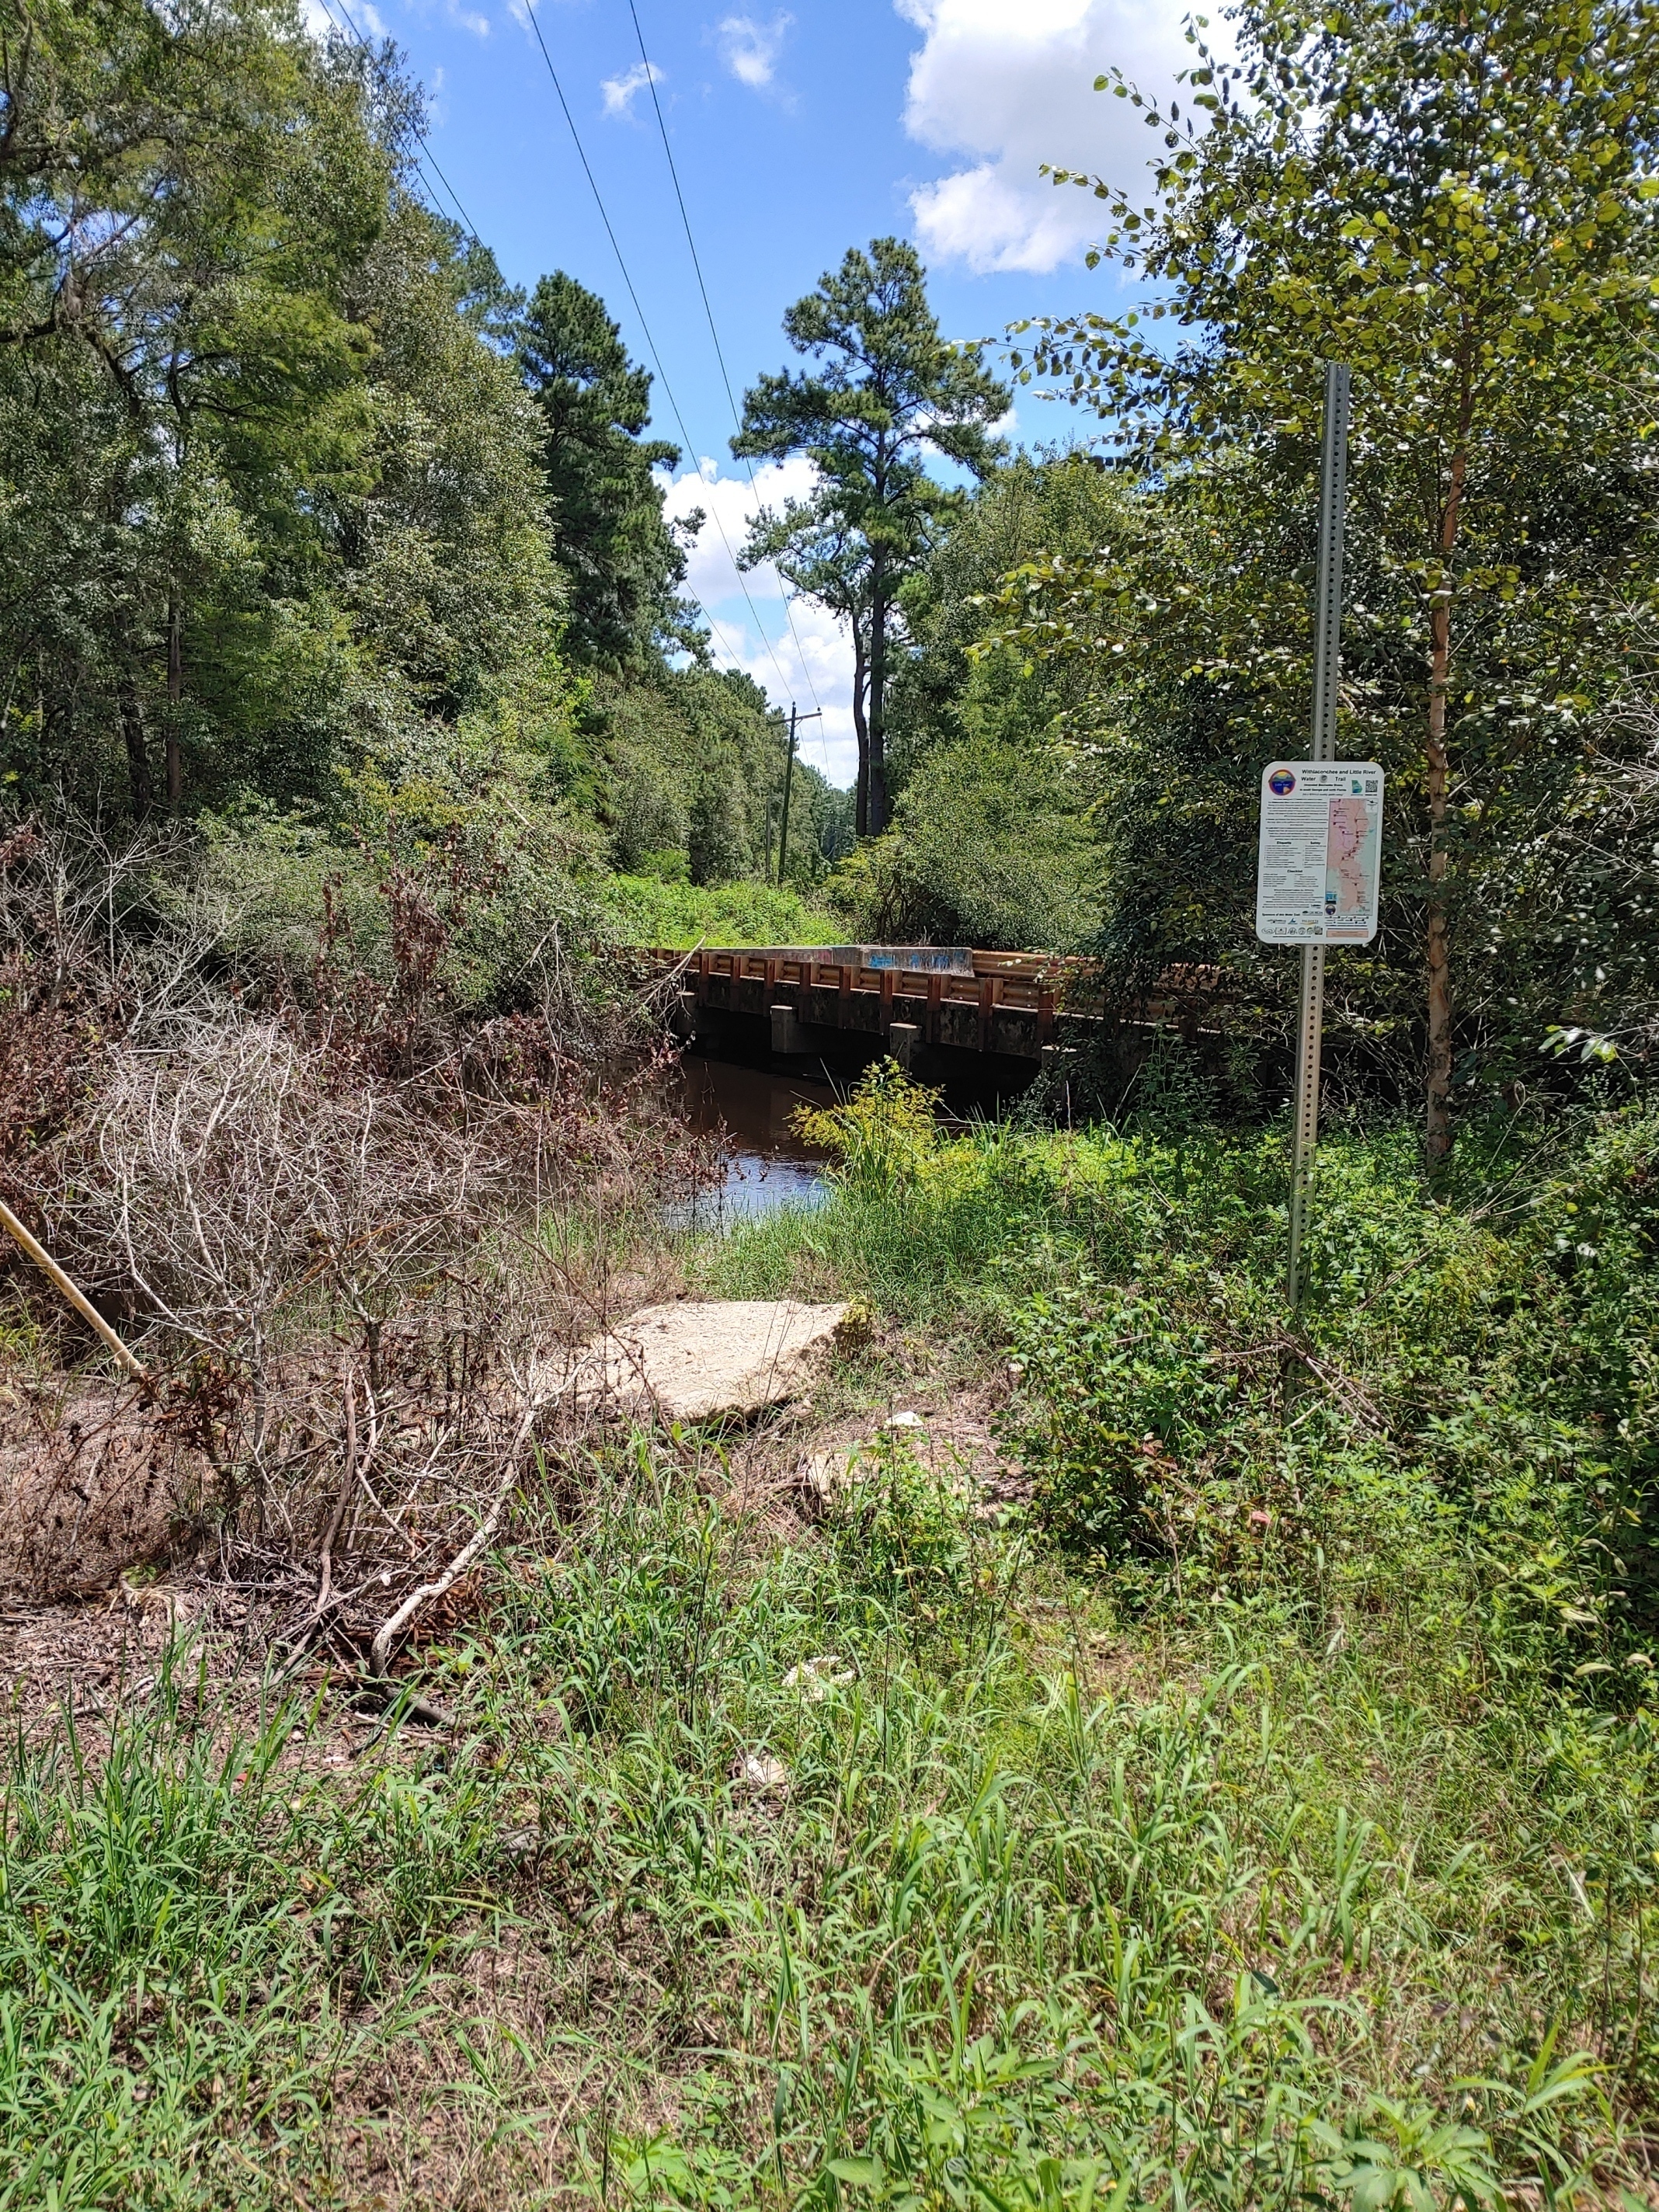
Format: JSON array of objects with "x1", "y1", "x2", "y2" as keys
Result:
[
  {"x1": 990, "y1": 0, "x2": 1659, "y2": 1139},
  {"x1": 0, "y1": 0, "x2": 846, "y2": 958},
  {"x1": 513, "y1": 270, "x2": 690, "y2": 671},
  {"x1": 598, "y1": 871, "x2": 843, "y2": 951},
  {"x1": 833, "y1": 454, "x2": 1125, "y2": 947},
  {"x1": 595, "y1": 662, "x2": 848, "y2": 892}
]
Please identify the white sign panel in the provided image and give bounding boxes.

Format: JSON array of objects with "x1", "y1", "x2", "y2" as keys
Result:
[{"x1": 1255, "y1": 761, "x2": 1384, "y2": 944}]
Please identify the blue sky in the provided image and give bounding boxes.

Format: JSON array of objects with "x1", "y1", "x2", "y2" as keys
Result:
[{"x1": 308, "y1": 0, "x2": 1197, "y2": 782}]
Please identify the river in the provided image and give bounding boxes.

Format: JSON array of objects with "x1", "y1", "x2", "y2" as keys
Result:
[{"x1": 670, "y1": 1056, "x2": 835, "y2": 1224}]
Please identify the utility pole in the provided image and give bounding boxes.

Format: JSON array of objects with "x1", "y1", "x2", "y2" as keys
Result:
[
  {"x1": 1287, "y1": 362, "x2": 1351, "y2": 1307},
  {"x1": 777, "y1": 704, "x2": 821, "y2": 886}
]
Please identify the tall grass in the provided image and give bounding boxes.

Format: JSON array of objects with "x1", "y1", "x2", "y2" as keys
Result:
[
  {"x1": 7, "y1": 1433, "x2": 1650, "y2": 2206},
  {"x1": 0, "y1": 1661, "x2": 487, "y2": 2208}
]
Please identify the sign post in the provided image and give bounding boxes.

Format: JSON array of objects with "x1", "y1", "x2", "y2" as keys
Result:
[{"x1": 1255, "y1": 363, "x2": 1369, "y2": 1306}]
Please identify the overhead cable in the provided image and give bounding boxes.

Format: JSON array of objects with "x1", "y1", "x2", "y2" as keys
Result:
[
  {"x1": 521, "y1": 5, "x2": 803, "y2": 708},
  {"x1": 315, "y1": 0, "x2": 759, "y2": 684},
  {"x1": 319, "y1": 0, "x2": 486, "y2": 245},
  {"x1": 625, "y1": 0, "x2": 826, "y2": 732}
]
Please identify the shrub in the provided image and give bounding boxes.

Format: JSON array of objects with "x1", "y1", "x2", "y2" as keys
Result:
[{"x1": 790, "y1": 1059, "x2": 944, "y2": 1195}]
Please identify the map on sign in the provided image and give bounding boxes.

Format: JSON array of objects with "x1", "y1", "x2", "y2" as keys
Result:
[{"x1": 1255, "y1": 762, "x2": 1384, "y2": 944}]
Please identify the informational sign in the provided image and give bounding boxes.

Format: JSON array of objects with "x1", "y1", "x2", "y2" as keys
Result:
[{"x1": 1255, "y1": 761, "x2": 1384, "y2": 944}]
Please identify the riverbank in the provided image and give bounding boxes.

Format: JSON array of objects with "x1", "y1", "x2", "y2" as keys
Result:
[{"x1": 6, "y1": 1070, "x2": 1659, "y2": 2207}]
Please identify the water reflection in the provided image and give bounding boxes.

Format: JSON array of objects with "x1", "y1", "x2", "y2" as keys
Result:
[{"x1": 670, "y1": 1056, "x2": 834, "y2": 1226}]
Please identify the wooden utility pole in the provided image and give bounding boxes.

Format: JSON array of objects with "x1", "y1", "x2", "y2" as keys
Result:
[{"x1": 777, "y1": 705, "x2": 820, "y2": 885}]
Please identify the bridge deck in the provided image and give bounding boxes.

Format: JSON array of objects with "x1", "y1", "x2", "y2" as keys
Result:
[{"x1": 649, "y1": 945, "x2": 1099, "y2": 1063}]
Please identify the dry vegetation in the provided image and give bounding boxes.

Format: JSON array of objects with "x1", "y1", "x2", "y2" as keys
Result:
[{"x1": 0, "y1": 819, "x2": 708, "y2": 1639}]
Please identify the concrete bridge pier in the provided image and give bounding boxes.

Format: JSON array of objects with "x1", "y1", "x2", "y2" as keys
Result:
[{"x1": 770, "y1": 1003, "x2": 809, "y2": 1056}]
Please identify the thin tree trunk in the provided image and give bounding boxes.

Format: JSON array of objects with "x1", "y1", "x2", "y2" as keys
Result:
[
  {"x1": 119, "y1": 675, "x2": 151, "y2": 817},
  {"x1": 850, "y1": 614, "x2": 870, "y2": 839},
  {"x1": 165, "y1": 593, "x2": 182, "y2": 810},
  {"x1": 868, "y1": 551, "x2": 889, "y2": 836},
  {"x1": 1424, "y1": 440, "x2": 1467, "y2": 1166}
]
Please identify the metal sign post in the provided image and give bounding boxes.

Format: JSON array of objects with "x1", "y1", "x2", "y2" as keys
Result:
[{"x1": 1287, "y1": 363, "x2": 1351, "y2": 1307}]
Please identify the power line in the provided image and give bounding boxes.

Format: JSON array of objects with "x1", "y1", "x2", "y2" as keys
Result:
[
  {"x1": 493, "y1": 6, "x2": 765, "y2": 672},
  {"x1": 325, "y1": 0, "x2": 828, "y2": 752},
  {"x1": 625, "y1": 0, "x2": 740, "y2": 428},
  {"x1": 318, "y1": 0, "x2": 485, "y2": 246},
  {"x1": 625, "y1": 0, "x2": 827, "y2": 737},
  {"x1": 521, "y1": 5, "x2": 805, "y2": 711}
]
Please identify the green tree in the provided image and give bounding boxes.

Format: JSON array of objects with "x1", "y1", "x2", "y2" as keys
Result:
[
  {"x1": 1012, "y1": 0, "x2": 1659, "y2": 1155},
  {"x1": 341, "y1": 203, "x2": 564, "y2": 737},
  {"x1": 887, "y1": 448, "x2": 1131, "y2": 789},
  {"x1": 735, "y1": 237, "x2": 1009, "y2": 837},
  {"x1": 514, "y1": 271, "x2": 691, "y2": 669},
  {"x1": 739, "y1": 493, "x2": 873, "y2": 810},
  {"x1": 0, "y1": 0, "x2": 388, "y2": 811},
  {"x1": 0, "y1": 5, "x2": 582, "y2": 826}
]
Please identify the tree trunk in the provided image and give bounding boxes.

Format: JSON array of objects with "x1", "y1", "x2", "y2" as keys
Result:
[
  {"x1": 850, "y1": 615, "x2": 870, "y2": 839},
  {"x1": 165, "y1": 593, "x2": 183, "y2": 810},
  {"x1": 119, "y1": 675, "x2": 151, "y2": 817},
  {"x1": 868, "y1": 551, "x2": 889, "y2": 836},
  {"x1": 1424, "y1": 441, "x2": 1466, "y2": 1166}
]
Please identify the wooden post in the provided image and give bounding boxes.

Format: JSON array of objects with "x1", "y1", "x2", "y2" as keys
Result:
[
  {"x1": 0, "y1": 1198, "x2": 144, "y2": 1377},
  {"x1": 880, "y1": 969, "x2": 895, "y2": 1037}
]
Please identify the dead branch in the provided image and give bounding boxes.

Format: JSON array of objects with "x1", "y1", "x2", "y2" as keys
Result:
[
  {"x1": 366, "y1": 1377, "x2": 560, "y2": 1682},
  {"x1": 312, "y1": 1366, "x2": 356, "y2": 1624}
]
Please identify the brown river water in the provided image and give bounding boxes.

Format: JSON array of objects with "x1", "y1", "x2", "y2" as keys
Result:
[{"x1": 669, "y1": 1056, "x2": 835, "y2": 1224}]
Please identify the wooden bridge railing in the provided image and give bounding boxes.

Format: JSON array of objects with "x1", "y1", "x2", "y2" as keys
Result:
[{"x1": 646, "y1": 944, "x2": 1104, "y2": 1063}]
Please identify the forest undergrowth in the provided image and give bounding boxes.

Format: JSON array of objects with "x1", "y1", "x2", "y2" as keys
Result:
[{"x1": 8, "y1": 1052, "x2": 1659, "y2": 2208}]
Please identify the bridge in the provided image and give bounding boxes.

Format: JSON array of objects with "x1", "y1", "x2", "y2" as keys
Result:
[{"x1": 652, "y1": 944, "x2": 1094, "y2": 1076}]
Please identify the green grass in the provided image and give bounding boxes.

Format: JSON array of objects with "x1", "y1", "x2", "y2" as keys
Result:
[
  {"x1": 12, "y1": 1072, "x2": 1659, "y2": 2205},
  {"x1": 0, "y1": 1667, "x2": 488, "y2": 2208},
  {"x1": 4, "y1": 1434, "x2": 1650, "y2": 2207},
  {"x1": 600, "y1": 875, "x2": 842, "y2": 950}
]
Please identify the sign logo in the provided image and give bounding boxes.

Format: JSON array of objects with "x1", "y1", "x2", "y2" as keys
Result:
[{"x1": 1268, "y1": 768, "x2": 1297, "y2": 796}]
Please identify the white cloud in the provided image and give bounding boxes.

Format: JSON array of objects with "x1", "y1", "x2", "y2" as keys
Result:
[
  {"x1": 898, "y1": 0, "x2": 1199, "y2": 274},
  {"x1": 715, "y1": 12, "x2": 791, "y2": 91},
  {"x1": 661, "y1": 458, "x2": 858, "y2": 786},
  {"x1": 601, "y1": 59, "x2": 665, "y2": 118}
]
